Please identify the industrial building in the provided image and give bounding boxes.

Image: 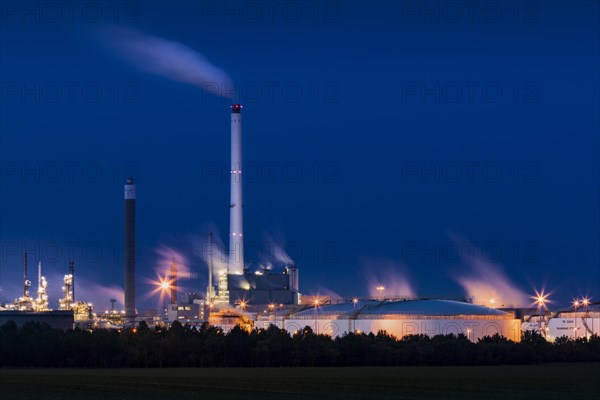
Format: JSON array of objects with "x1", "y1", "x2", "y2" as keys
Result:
[
  {"x1": 206, "y1": 104, "x2": 300, "y2": 308},
  {"x1": 166, "y1": 302, "x2": 206, "y2": 325},
  {"x1": 227, "y1": 266, "x2": 300, "y2": 306},
  {"x1": 542, "y1": 303, "x2": 600, "y2": 341},
  {"x1": 166, "y1": 292, "x2": 208, "y2": 325},
  {"x1": 0, "y1": 311, "x2": 74, "y2": 331},
  {"x1": 0, "y1": 252, "x2": 89, "y2": 330},
  {"x1": 1, "y1": 103, "x2": 596, "y2": 348},
  {"x1": 283, "y1": 299, "x2": 522, "y2": 342}
]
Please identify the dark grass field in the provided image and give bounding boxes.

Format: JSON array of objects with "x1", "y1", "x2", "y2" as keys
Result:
[{"x1": 1, "y1": 364, "x2": 598, "y2": 400}]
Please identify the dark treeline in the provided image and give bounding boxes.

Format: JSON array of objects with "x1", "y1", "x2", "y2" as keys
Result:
[{"x1": 1, "y1": 321, "x2": 599, "y2": 368}]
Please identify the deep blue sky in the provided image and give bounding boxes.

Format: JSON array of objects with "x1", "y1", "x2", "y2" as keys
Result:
[{"x1": 1, "y1": 1, "x2": 598, "y2": 310}]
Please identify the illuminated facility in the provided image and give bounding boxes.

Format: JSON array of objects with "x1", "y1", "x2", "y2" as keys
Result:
[
  {"x1": 207, "y1": 104, "x2": 300, "y2": 308},
  {"x1": 545, "y1": 301, "x2": 599, "y2": 340},
  {"x1": 281, "y1": 299, "x2": 521, "y2": 342},
  {"x1": 1, "y1": 104, "x2": 598, "y2": 343}
]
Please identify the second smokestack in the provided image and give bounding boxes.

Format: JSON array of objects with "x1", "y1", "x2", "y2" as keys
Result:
[{"x1": 124, "y1": 178, "x2": 136, "y2": 322}]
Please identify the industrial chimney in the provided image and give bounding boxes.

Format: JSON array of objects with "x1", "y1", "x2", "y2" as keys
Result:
[
  {"x1": 124, "y1": 178, "x2": 136, "y2": 322},
  {"x1": 69, "y1": 259, "x2": 75, "y2": 302},
  {"x1": 169, "y1": 259, "x2": 178, "y2": 305},
  {"x1": 23, "y1": 252, "x2": 28, "y2": 298},
  {"x1": 207, "y1": 232, "x2": 215, "y2": 302},
  {"x1": 229, "y1": 104, "x2": 244, "y2": 276}
]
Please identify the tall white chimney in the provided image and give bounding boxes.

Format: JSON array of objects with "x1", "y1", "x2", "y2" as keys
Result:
[{"x1": 229, "y1": 104, "x2": 244, "y2": 276}]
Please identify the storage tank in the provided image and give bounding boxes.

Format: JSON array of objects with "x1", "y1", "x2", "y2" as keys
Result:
[{"x1": 284, "y1": 299, "x2": 521, "y2": 342}]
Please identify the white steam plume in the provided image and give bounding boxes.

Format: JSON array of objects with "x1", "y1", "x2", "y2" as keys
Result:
[
  {"x1": 74, "y1": 276, "x2": 124, "y2": 311},
  {"x1": 449, "y1": 233, "x2": 529, "y2": 308},
  {"x1": 262, "y1": 233, "x2": 295, "y2": 269},
  {"x1": 193, "y1": 231, "x2": 229, "y2": 276},
  {"x1": 100, "y1": 26, "x2": 234, "y2": 98},
  {"x1": 155, "y1": 245, "x2": 194, "y2": 279},
  {"x1": 311, "y1": 286, "x2": 344, "y2": 301},
  {"x1": 361, "y1": 257, "x2": 416, "y2": 299}
]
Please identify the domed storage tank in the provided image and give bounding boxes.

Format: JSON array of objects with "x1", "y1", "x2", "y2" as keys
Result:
[{"x1": 284, "y1": 299, "x2": 521, "y2": 342}]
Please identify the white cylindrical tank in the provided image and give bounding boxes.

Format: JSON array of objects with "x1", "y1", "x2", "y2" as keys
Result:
[
  {"x1": 283, "y1": 299, "x2": 522, "y2": 342},
  {"x1": 545, "y1": 309, "x2": 600, "y2": 341}
]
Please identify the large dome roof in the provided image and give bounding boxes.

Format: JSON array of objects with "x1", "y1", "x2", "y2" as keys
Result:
[
  {"x1": 361, "y1": 299, "x2": 509, "y2": 316},
  {"x1": 290, "y1": 299, "x2": 510, "y2": 318}
]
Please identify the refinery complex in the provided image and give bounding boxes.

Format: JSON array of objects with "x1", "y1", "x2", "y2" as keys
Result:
[{"x1": 1, "y1": 104, "x2": 598, "y2": 343}]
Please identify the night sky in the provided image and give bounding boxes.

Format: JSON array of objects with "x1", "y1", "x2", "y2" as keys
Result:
[{"x1": 0, "y1": 1, "x2": 598, "y2": 310}]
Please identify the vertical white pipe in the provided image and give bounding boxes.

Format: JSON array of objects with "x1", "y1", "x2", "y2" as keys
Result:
[
  {"x1": 38, "y1": 261, "x2": 42, "y2": 293},
  {"x1": 229, "y1": 104, "x2": 244, "y2": 276}
]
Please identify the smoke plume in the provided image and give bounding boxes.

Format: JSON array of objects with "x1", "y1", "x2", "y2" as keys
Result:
[
  {"x1": 193, "y1": 231, "x2": 229, "y2": 276},
  {"x1": 75, "y1": 276, "x2": 124, "y2": 311},
  {"x1": 311, "y1": 286, "x2": 344, "y2": 301},
  {"x1": 450, "y1": 233, "x2": 530, "y2": 308},
  {"x1": 100, "y1": 26, "x2": 234, "y2": 98},
  {"x1": 361, "y1": 257, "x2": 416, "y2": 299},
  {"x1": 154, "y1": 245, "x2": 194, "y2": 279},
  {"x1": 261, "y1": 233, "x2": 295, "y2": 269}
]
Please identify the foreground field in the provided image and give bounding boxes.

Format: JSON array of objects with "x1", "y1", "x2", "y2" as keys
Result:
[{"x1": 1, "y1": 364, "x2": 598, "y2": 400}]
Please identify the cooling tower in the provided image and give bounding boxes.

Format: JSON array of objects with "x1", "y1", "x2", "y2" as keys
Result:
[
  {"x1": 229, "y1": 104, "x2": 244, "y2": 275},
  {"x1": 124, "y1": 178, "x2": 136, "y2": 322}
]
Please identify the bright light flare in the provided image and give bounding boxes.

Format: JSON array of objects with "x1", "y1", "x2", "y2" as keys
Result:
[
  {"x1": 532, "y1": 289, "x2": 551, "y2": 310},
  {"x1": 362, "y1": 257, "x2": 416, "y2": 299},
  {"x1": 582, "y1": 297, "x2": 590, "y2": 307},
  {"x1": 145, "y1": 274, "x2": 176, "y2": 305}
]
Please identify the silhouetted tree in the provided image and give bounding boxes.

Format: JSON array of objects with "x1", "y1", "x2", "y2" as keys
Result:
[{"x1": 0, "y1": 321, "x2": 598, "y2": 368}]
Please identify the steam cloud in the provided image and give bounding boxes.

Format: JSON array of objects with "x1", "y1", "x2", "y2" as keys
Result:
[
  {"x1": 194, "y1": 231, "x2": 229, "y2": 276},
  {"x1": 361, "y1": 257, "x2": 416, "y2": 299},
  {"x1": 75, "y1": 276, "x2": 124, "y2": 311},
  {"x1": 450, "y1": 233, "x2": 530, "y2": 308},
  {"x1": 100, "y1": 26, "x2": 234, "y2": 98},
  {"x1": 261, "y1": 233, "x2": 295, "y2": 269},
  {"x1": 155, "y1": 245, "x2": 195, "y2": 280},
  {"x1": 311, "y1": 286, "x2": 344, "y2": 301}
]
